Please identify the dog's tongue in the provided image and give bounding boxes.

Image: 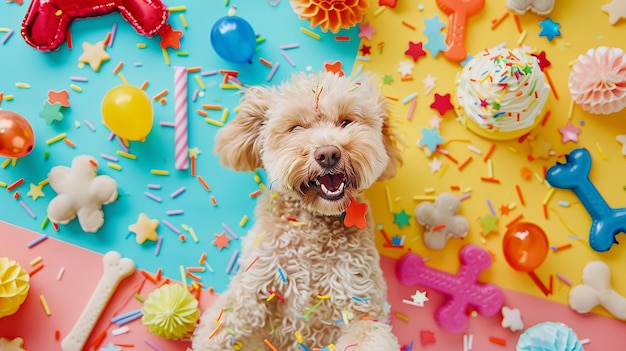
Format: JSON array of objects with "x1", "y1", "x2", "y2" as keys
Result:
[{"x1": 318, "y1": 174, "x2": 343, "y2": 192}]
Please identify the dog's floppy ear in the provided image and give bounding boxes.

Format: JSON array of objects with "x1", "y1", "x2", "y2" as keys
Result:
[
  {"x1": 214, "y1": 86, "x2": 270, "y2": 171},
  {"x1": 378, "y1": 102, "x2": 404, "y2": 181}
]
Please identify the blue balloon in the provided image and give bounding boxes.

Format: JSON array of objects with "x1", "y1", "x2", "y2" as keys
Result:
[{"x1": 210, "y1": 16, "x2": 256, "y2": 64}]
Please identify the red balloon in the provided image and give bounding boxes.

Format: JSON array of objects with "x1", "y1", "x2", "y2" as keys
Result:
[
  {"x1": 502, "y1": 222, "x2": 549, "y2": 272},
  {"x1": 21, "y1": 0, "x2": 169, "y2": 52},
  {"x1": 0, "y1": 110, "x2": 35, "y2": 158}
]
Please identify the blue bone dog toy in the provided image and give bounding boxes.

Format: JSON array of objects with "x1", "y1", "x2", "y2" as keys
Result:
[{"x1": 545, "y1": 147, "x2": 626, "y2": 252}]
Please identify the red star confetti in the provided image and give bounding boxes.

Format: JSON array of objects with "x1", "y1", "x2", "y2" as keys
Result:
[
  {"x1": 405, "y1": 41, "x2": 426, "y2": 62},
  {"x1": 360, "y1": 44, "x2": 372, "y2": 56},
  {"x1": 324, "y1": 61, "x2": 345, "y2": 76},
  {"x1": 212, "y1": 231, "x2": 231, "y2": 251},
  {"x1": 159, "y1": 24, "x2": 183, "y2": 50},
  {"x1": 47, "y1": 90, "x2": 70, "y2": 107},
  {"x1": 499, "y1": 204, "x2": 511, "y2": 216},
  {"x1": 532, "y1": 51, "x2": 551, "y2": 71},
  {"x1": 558, "y1": 121, "x2": 582, "y2": 143},
  {"x1": 420, "y1": 330, "x2": 436, "y2": 345},
  {"x1": 430, "y1": 93, "x2": 454, "y2": 116},
  {"x1": 344, "y1": 197, "x2": 368, "y2": 229},
  {"x1": 357, "y1": 21, "x2": 376, "y2": 41}
]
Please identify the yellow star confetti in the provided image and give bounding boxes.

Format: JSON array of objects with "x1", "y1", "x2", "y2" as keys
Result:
[
  {"x1": 27, "y1": 182, "x2": 45, "y2": 200},
  {"x1": 78, "y1": 40, "x2": 110, "y2": 72},
  {"x1": 0, "y1": 337, "x2": 26, "y2": 351},
  {"x1": 128, "y1": 213, "x2": 159, "y2": 244}
]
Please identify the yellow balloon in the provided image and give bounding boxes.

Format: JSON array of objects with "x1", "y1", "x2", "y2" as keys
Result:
[{"x1": 101, "y1": 85, "x2": 153, "y2": 141}]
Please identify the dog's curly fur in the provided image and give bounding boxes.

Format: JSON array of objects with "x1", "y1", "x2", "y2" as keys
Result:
[{"x1": 191, "y1": 71, "x2": 403, "y2": 351}]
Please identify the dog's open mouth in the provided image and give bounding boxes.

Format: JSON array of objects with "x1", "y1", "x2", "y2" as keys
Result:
[{"x1": 309, "y1": 173, "x2": 346, "y2": 201}]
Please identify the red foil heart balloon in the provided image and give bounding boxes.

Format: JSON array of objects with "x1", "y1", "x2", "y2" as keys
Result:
[
  {"x1": 21, "y1": 0, "x2": 169, "y2": 52},
  {"x1": 0, "y1": 110, "x2": 36, "y2": 158}
]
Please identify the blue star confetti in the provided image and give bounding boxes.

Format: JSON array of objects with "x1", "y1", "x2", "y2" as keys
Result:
[{"x1": 538, "y1": 17, "x2": 561, "y2": 42}]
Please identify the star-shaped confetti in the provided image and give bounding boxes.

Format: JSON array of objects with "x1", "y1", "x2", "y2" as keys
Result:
[
  {"x1": 430, "y1": 93, "x2": 454, "y2": 116},
  {"x1": 128, "y1": 213, "x2": 159, "y2": 244},
  {"x1": 0, "y1": 337, "x2": 26, "y2": 351},
  {"x1": 424, "y1": 38, "x2": 447, "y2": 58},
  {"x1": 27, "y1": 183, "x2": 45, "y2": 200},
  {"x1": 397, "y1": 60, "x2": 414, "y2": 77},
  {"x1": 188, "y1": 147, "x2": 202, "y2": 158},
  {"x1": 359, "y1": 44, "x2": 372, "y2": 56},
  {"x1": 344, "y1": 197, "x2": 368, "y2": 229},
  {"x1": 212, "y1": 231, "x2": 232, "y2": 251},
  {"x1": 499, "y1": 204, "x2": 511, "y2": 216},
  {"x1": 419, "y1": 127, "x2": 444, "y2": 152},
  {"x1": 428, "y1": 115, "x2": 443, "y2": 128},
  {"x1": 616, "y1": 134, "x2": 626, "y2": 155},
  {"x1": 382, "y1": 74, "x2": 394, "y2": 85},
  {"x1": 78, "y1": 40, "x2": 110, "y2": 72},
  {"x1": 324, "y1": 60, "x2": 344, "y2": 76},
  {"x1": 422, "y1": 74, "x2": 437, "y2": 92},
  {"x1": 520, "y1": 167, "x2": 533, "y2": 180},
  {"x1": 410, "y1": 290, "x2": 429, "y2": 306},
  {"x1": 480, "y1": 213, "x2": 499, "y2": 235},
  {"x1": 160, "y1": 24, "x2": 183, "y2": 50},
  {"x1": 420, "y1": 330, "x2": 436, "y2": 345},
  {"x1": 501, "y1": 306, "x2": 524, "y2": 332},
  {"x1": 47, "y1": 90, "x2": 70, "y2": 107},
  {"x1": 393, "y1": 209, "x2": 411, "y2": 228},
  {"x1": 602, "y1": 0, "x2": 626, "y2": 24},
  {"x1": 538, "y1": 17, "x2": 561, "y2": 42},
  {"x1": 558, "y1": 121, "x2": 582, "y2": 143},
  {"x1": 405, "y1": 41, "x2": 427, "y2": 62},
  {"x1": 357, "y1": 21, "x2": 376, "y2": 41},
  {"x1": 423, "y1": 14, "x2": 446, "y2": 34},
  {"x1": 529, "y1": 134, "x2": 552, "y2": 159},
  {"x1": 39, "y1": 101, "x2": 64, "y2": 125},
  {"x1": 428, "y1": 157, "x2": 443, "y2": 173},
  {"x1": 532, "y1": 51, "x2": 551, "y2": 71}
]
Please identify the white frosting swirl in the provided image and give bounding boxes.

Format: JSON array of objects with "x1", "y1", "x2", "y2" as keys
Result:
[{"x1": 456, "y1": 47, "x2": 550, "y2": 133}]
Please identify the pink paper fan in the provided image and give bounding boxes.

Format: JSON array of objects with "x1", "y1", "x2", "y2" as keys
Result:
[
  {"x1": 290, "y1": 0, "x2": 369, "y2": 33},
  {"x1": 569, "y1": 46, "x2": 626, "y2": 115}
]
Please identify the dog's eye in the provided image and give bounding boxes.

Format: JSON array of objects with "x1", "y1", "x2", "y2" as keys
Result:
[
  {"x1": 290, "y1": 125, "x2": 303, "y2": 132},
  {"x1": 340, "y1": 119, "x2": 353, "y2": 128}
]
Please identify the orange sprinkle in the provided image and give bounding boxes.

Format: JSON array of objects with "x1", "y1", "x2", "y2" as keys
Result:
[
  {"x1": 91, "y1": 329, "x2": 107, "y2": 351},
  {"x1": 334, "y1": 35, "x2": 351, "y2": 41},
  {"x1": 400, "y1": 75, "x2": 413, "y2": 81},
  {"x1": 55, "y1": 330, "x2": 61, "y2": 340},
  {"x1": 114, "y1": 344, "x2": 135, "y2": 348},
  {"x1": 249, "y1": 189, "x2": 263, "y2": 198},
  {"x1": 513, "y1": 14, "x2": 522, "y2": 33},
  {"x1": 141, "y1": 270, "x2": 158, "y2": 284},
  {"x1": 66, "y1": 30, "x2": 72, "y2": 49},
  {"x1": 218, "y1": 69, "x2": 239, "y2": 76},
  {"x1": 113, "y1": 61, "x2": 124, "y2": 74},
  {"x1": 52, "y1": 221, "x2": 59, "y2": 231},
  {"x1": 140, "y1": 80, "x2": 149, "y2": 90},
  {"x1": 401, "y1": 20, "x2": 416, "y2": 30},
  {"x1": 202, "y1": 104, "x2": 222, "y2": 110},
  {"x1": 505, "y1": 214, "x2": 523, "y2": 228},
  {"x1": 515, "y1": 184, "x2": 525, "y2": 205},
  {"x1": 63, "y1": 138, "x2": 75, "y2": 147},
  {"x1": 187, "y1": 266, "x2": 204, "y2": 272},
  {"x1": 197, "y1": 175, "x2": 211, "y2": 191},
  {"x1": 196, "y1": 109, "x2": 209, "y2": 117},
  {"x1": 441, "y1": 151, "x2": 458, "y2": 164},
  {"x1": 541, "y1": 110, "x2": 551, "y2": 126},
  {"x1": 489, "y1": 336, "x2": 507, "y2": 346},
  {"x1": 483, "y1": 143, "x2": 496, "y2": 162},
  {"x1": 103, "y1": 32, "x2": 112, "y2": 46},
  {"x1": 554, "y1": 243, "x2": 572, "y2": 251},
  {"x1": 264, "y1": 339, "x2": 279, "y2": 351},
  {"x1": 210, "y1": 196, "x2": 217, "y2": 206},
  {"x1": 480, "y1": 177, "x2": 500, "y2": 184},
  {"x1": 432, "y1": 224, "x2": 446, "y2": 231},
  {"x1": 179, "y1": 234, "x2": 186, "y2": 241},
  {"x1": 490, "y1": 12, "x2": 509, "y2": 30},
  {"x1": 544, "y1": 70, "x2": 559, "y2": 100},
  {"x1": 384, "y1": 95, "x2": 399, "y2": 101},
  {"x1": 186, "y1": 66, "x2": 202, "y2": 73},
  {"x1": 7, "y1": 178, "x2": 24, "y2": 191},
  {"x1": 450, "y1": 185, "x2": 461, "y2": 191},
  {"x1": 199, "y1": 252, "x2": 207, "y2": 265},
  {"x1": 458, "y1": 156, "x2": 473, "y2": 170},
  {"x1": 186, "y1": 271, "x2": 202, "y2": 281},
  {"x1": 191, "y1": 155, "x2": 197, "y2": 176},
  {"x1": 155, "y1": 268, "x2": 162, "y2": 281},
  {"x1": 89, "y1": 159, "x2": 99, "y2": 168},
  {"x1": 28, "y1": 264, "x2": 44, "y2": 276},
  {"x1": 209, "y1": 322, "x2": 223, "y2": 339},
  {"x1": 160, "y1": 98, "x2": 166, "y2": 105},
  {"x1": 259, "y1": 57, "x2": 273, "y2": 67},
  {"x1": 152, "y1": 89, "x2": 169, "y2": 101},
  {"x1": 543, "y1": 204, "x2": 549, "y2": 219},
  {"x1": 13, "y1": 192, "x2": 19, "y2": 199}
]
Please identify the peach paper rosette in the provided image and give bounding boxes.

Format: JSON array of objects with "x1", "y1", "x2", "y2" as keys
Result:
[
  {"x1": 0, "y1": 257, "x2": 30, "y2": 319},
  {"x1": 569, "y1": 46, "x2": 626, "y2": 115},
  {"x1": 290, "y1": 0, "x2": 369, "y2": 33}
]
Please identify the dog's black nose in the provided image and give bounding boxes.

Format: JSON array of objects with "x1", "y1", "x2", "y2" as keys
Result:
[{"x1": 314, "y1": 145, "x2": 341, "y2": 168}]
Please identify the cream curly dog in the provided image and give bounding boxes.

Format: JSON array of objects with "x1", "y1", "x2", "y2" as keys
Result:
[{"x1": 191, "y1": 71, "x2": 403, "y2": 351}]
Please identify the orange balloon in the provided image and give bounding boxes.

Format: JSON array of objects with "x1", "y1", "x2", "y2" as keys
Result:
[
  {"x1": 502, "y1": 222, "x2": 549, "y2": 272},
  {"x1": 0, "y1": 110, "x2": 35, "y2": 158}
]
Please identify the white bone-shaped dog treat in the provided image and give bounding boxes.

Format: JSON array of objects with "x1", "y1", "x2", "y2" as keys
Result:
[
  {"x1": 568, "y1": 260, "x2": 626, "y2": 320},
  {"x1": 61, "y1": 251, "x2": 135, "y2": 351},
  {"x1": 506, "y1": 0, "x2": 555, "y2": 15}
]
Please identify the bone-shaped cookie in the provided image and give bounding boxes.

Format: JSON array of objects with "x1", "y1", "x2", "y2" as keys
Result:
[
  {"x1": 396, "y1": 244, "x2": 504, "y2": 332},
  {"x1": 545, "y1": 147, "x2": 626, "y2": 252},
  {"x1": 506, "y1": 0, "x2": 555, "y2": 15},
  {"x1": 569, "y1": 260, "x2": 626, "y2": 320},
  {"x1": 61, "y1": 251, "x2": 135, "y2": 351}
]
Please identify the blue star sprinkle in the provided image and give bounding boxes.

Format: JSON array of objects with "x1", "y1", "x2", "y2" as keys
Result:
[{"x1": 538, "y1": 17, "x2": 561, "y2": 42}]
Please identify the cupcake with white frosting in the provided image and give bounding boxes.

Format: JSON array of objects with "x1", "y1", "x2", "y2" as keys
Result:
[{"x1": 456, "y1": 47, "x2": 550, "y2": 140}]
